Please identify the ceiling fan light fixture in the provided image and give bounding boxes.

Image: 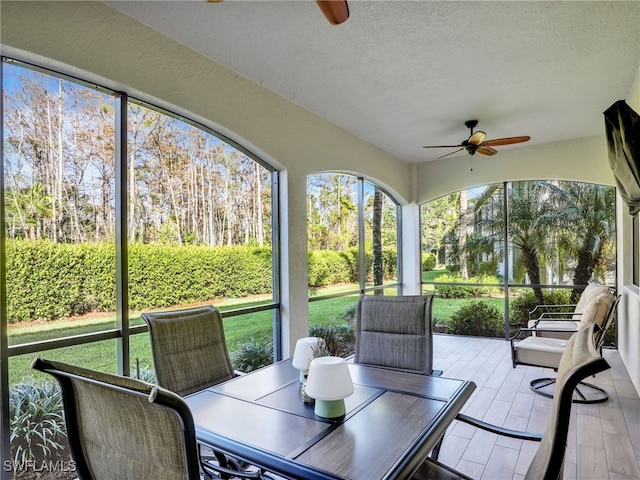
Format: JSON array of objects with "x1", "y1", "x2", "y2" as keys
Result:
[{"x1": 468, "y1": 131, "x2": 486, "y2": 146}]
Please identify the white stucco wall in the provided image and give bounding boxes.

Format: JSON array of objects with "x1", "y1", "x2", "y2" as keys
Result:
[
  {"x1": 416, "y1": 135, "x2": 615, "y2": 203},
  {"x1": 619, "y1": 65, "x2": 640, "y2": 394}
]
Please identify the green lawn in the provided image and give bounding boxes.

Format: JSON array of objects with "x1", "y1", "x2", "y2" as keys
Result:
[{"x1": 8, "y1": 284, "x2": 507, "y2": 385}]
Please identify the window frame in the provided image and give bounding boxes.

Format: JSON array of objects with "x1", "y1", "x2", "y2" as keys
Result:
[{"x1": 0, "y1": 56, "x2": 282, "y2": 474}]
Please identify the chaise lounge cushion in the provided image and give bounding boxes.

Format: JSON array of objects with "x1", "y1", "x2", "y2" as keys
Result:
[
  {"x1": 512, "y1": 336, "x2": 568, "y2": 369},
  {"x1": 572, "y1": 283, "x2": 610, "y2": 319},
  {"x1": 577, "y1": 291, "x2": 614, "y2": 328}
]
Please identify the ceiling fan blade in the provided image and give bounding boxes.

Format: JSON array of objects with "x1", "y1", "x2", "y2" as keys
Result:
[
  {"x1": 484, "y1": 136, "x2": 531, "y2": 147},
  {"x1": 468, "y1": 131, "x2": 486, "y2": 146},
  {"x1": 437, "y1": 148, "x2": 465, "y2": 160},
  {"x1": 476, "y1": 146, "x2": 498, "y2": 156},
  {"x1": 422, "y1": 144, "x2": 463, "y2": 149},
  {"x1": 316, "y1": 0, "x2": 349, "y2": 25}
]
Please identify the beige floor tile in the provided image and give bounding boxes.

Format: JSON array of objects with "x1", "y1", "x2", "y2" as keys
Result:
[{"x1": 431, "y1": 333, "x2": 640, "y2": 480}]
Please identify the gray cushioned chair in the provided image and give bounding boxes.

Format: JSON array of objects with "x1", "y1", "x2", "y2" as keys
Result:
[
  {"x1": 31, "y1": 357, "x2": 228, "y2": 480},
  {"x1": 412, "y1": 322, "x2": 610, "y2": 480},
  {"x1": 355, "y1": 294, "x2": 440, "y2": 376},
  {"x1": 142, "y1": 305, "x2": 237, "y2": 397}
]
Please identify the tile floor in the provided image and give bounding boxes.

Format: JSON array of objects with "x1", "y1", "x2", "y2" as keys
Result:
[{"x1": 432, "y1": 334, "x2": 640, "y2": 480}]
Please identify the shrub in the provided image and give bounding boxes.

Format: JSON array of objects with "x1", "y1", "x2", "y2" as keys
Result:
[
  {"x1": 473, "y1": 260, "x2": 498, "y2": 276},
  {"x1": 6, "y1": 240, "x2": 274, "y2": 322},
  {"x1": 433, "y1": 273, "x2": 476, "y2": 298},
  {"x1": 308, "y1": 248, "x2": 398, "y2": 287},
  {"x1": 422, "y1": 253, "x2": 436, "y2": 272},
  {"x1": 231, "y1": 340, "x2": 274, "y2": 372},
  {"x1": 433, "y1": 273, "x2": 501, "y2": 298},
  {"x1": 131, "y1": 365, "x2": 157, "y2": 383},
  {"x1": 9, "y1": 379, "x2": 67, "y2": 467},
  {"x1": 309, "y1": 322, "x2": 355, "y2": 357},
  {"x1": 446, "y1": 300, "x2": 503, "y2": 337},
  {"x1": 308, "y1": 251, "x2": 331, "y2": 287},
  {"x1": 509, "y1": 289, "x2": 572, "y2": 326}
]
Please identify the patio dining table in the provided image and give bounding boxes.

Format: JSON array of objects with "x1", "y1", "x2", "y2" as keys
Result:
[{"x1": 185, "y1": 358, "x2": 476, "y2": 480}]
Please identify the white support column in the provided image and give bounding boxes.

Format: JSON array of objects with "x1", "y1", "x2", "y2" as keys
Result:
[
  {"x1": 278, "y1": 169, "x2": 310, "y2": 358},
  {"x1": 401, "y1": 203, "x2": 422, "y2": 295}
]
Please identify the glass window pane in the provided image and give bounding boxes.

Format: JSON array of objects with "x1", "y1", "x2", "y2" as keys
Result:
[
  {"x1": 8, "y1": 340, "x2": 117, "y2": 479},
  {"x1": 3, "y1": 63, "x2": 117, "y2": 342},
  {"x1": 307, "y1": 173, "x2": 359, "y2": 295},
  {"x1": 126, "y1": 102, "x2": 275, "y2": 343},
  {"x1": 309, "y1": 294, "x2": 357, "y2": 357},
  {"x1": 508, "y1": 181, "x2": 616, "y2": 291},
  {"x1": 422, "y1": 181, "x2": 616, "y2": 339},
  {"x1": 421, "y1": 184, "x2": 504, "y2": 282},
  {"x1": 363, "y1": 181, "x2": 398, "y2": 289}
]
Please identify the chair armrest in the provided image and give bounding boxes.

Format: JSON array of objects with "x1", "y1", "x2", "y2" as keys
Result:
[
  {"x1": 529, "y1": 316, "x2": 580, "y2": 328},
  {"x1": 529, "y1": 304, "x2": 577, "y2": 317},
  {"x1": 537, "y1": 312, "x2": 576, "y2": 319},
  {"x1": 510, "y1": 327, "x2": 579, "y2": 341},
  {"x1": 456, "y1": 413, "x2": 543, "y2": 442},
  {"x1": 234, "y1": 370, "x2": 247, "y2": 377}
]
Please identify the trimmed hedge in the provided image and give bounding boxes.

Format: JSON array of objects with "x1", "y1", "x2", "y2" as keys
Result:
[
  {"x1": 7, "y1": 240, "x2": 272, "y2": 323},
  {"x1": 307, "y1": 247, "x2": 397, "y2": 288},
  {"x1": 433, "y1": 273, "x2": 501, "y2": 299},
  {"x1": 6, "y1": 240, "x2": 397, "y2": 323}
]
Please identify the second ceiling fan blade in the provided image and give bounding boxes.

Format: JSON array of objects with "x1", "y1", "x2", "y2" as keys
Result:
[
  {"x1": 316, "y1": 0, "x2": 349, "y2": 25},
  {"x1": 476, "y1": 146, "x2": 498, "y2": 156},
  {"x1": 484, "y1": 136, "x2": 531, "y2": 147},
  {"x1": 437, "y1": 148, "x2": 465, "y2": 160},
  {"x1": 422, "y1": 144, "x2": 463, "y2": 149}
]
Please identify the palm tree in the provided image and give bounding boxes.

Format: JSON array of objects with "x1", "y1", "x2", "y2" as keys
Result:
[
  {"x1": 559, "y1": 182, "x2": 616, "y2": 301},
  {"x1": 472, "y1": 181, "x2": 568, "y2": 306},
  {"x1": 6, "y1": 183, "x2": 52, "y2": 240}
]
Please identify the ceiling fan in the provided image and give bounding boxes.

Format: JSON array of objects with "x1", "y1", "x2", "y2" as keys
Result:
[
  {"x1": 206, "y1": 0, "x2": 349, "y2": 25},
  {"x1": 422, "y1": 120, "x2": 531, "y2": 160}
]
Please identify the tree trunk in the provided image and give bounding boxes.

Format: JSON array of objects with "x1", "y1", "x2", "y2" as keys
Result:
[
  {"x1": 522, "y1": 247, "x2": 544, "y2": 305},
  {"x1": 571, "y1": 250, "x2": 599, "y2": 302}
]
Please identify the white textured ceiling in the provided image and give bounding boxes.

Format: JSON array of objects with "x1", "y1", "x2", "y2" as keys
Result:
[{"x1": 107, "y1": 0, "x2": 640, "y2": 163}]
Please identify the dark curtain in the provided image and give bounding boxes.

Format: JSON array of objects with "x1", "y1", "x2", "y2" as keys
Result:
[{"x1": 604, "y1": 99, "x2": 640, "y2": 215}]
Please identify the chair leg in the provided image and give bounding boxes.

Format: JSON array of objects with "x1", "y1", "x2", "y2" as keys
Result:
[
  {"x1": 573, "y1": 381, "x2": 609, "y2": 404},
  {"x1": 529, "y1": 377, "x2": 609, "y2": 404},
  {"x1": 430, "y1": 434, "x2": 445, "y2": 461},
  {"x1": 529, "y1": 377, "x2": 556, "y2": 399},
  {"x1": 199, "y1": 444, "x2": 263, "y2": 479}
]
